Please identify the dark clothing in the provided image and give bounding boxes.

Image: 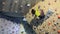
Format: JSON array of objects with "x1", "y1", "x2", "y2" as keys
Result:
[
  {"x1": 39, "y1": 15, "x2": 45, "y2": 20},
  {"x1": 40, "y1": 9, "x2": 44, "y2": 16},
  {"x1": 39, "y1": 9, "x2": 45, "y2": 20}
]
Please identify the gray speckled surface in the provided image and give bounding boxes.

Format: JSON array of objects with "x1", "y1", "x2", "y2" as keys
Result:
[
  {"x1": 0, "y1": 14, "x2": 36, "y2": 34},
  {"x1": 0, "y1": 18, "x2": 20, "y2": 34}
]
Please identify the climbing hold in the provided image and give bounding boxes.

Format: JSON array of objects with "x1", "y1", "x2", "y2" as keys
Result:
[
  {"x1": 40, "y1": 29, "x2": 42, "y2": 31},
  {"x1": 54, "y1": 23, "x2": 56, "y2": 26},
  {"x1": 48, "y1": 21, "x2": 51, "y2": 26},
  {"x1": 58, "y1": 15, "x2": 60, "y2": 19},
  {"x1": 57, "y1": 30, "x2": 60, "y2": 33},
  {"x1": 53, "y1": 26, "x2": 56, "y2": 31},
  {"x1": 23, "y1": 17, "x2": 27, "y2": 21},
  {"x1": 34, "y1": 28, "x2": 36, "y2": 30},
  {"x1": 53, "y1": 28, "x2": 56, "y2": 31},
  {"x1": 43, "y1": 26, "x2": 45, "y2": 28},
  {"x1": 26, "y1": 3, "x2": 31, "y2": 7}
]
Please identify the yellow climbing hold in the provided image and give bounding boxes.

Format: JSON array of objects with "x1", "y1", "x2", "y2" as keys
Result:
[{"x1": 35, "y1": 7, "x2": 41, "y2": 17}]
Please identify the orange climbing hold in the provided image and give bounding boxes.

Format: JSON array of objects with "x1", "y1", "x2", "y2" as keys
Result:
[
  {"x1": 58, "y1": 30, "x2": 60, "y2": 33},
  {"x1": 48, "y1": 21, "x2": 51, "y2": 26},
  {"x1": 58, "y1": 15, "x2": 60, "y2": 19}
]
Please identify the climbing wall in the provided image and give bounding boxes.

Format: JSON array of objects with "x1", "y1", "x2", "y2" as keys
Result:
[
  {"x1": 1, "y1": 0, "x2": 41, "y2": 17},
  {"x1": 25, "y1": 0, "x2": 60, "y2": 34}
]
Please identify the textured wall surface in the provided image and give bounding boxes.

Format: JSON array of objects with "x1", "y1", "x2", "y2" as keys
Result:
[
  {"x1": 25, "y1": 0, "x2": 60, "y2": 34},
  {"x1": 0, "y1": 18, "x2": 20, "y2": 34},
  {"x1": 1, "y1": 0, "x2": 41, "y2": 17},
  {"x1": 1, "y1": 0, "x2": 60, "y2": 34}
]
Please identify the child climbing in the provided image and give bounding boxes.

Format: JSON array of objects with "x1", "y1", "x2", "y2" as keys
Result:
[{"x1": 31, "y1": 6, "x2": 45, "y2": 20}]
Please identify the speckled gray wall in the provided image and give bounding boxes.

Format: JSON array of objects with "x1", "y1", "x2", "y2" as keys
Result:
[{"x1": 1, "y1": 0, "x2": 41, "y2": 17}]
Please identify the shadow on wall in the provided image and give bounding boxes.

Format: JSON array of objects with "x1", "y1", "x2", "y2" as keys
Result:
[
  {"x1": 21, "y1": 21, "x2": 36, "y2": 34},
  {"x1": 0, "y1": 11, "x2": 36, "y2": 34},
  {"x1": 0, "y1": 11, "x2": 24, "y2": 24},
  {"x1": 30, "y1": 17, "x2": 44, "y2": 27}
]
